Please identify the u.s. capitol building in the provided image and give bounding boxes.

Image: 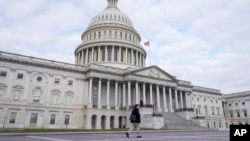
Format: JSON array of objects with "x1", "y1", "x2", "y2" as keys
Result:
[{"x1": 0, "y1": 0, "x2": 249, "y2": 129}]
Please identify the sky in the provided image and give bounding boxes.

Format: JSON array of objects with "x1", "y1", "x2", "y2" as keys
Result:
[{"x1": 0, "y1": 0, "x2": 249, "y2": 94}]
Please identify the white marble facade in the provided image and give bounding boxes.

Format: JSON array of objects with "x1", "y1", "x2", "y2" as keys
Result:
[{"x1": 0, "y1": 0, "x2": 249, "y2": 129}]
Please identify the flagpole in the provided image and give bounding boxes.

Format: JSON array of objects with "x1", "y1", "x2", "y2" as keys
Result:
[{"x1": 149, "y1": 44, "x2": 151, "y2": 66}]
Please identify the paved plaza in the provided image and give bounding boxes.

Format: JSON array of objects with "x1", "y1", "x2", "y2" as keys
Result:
[{"x1": 0, "y1": 130, "x2": 229, "y2": 141}]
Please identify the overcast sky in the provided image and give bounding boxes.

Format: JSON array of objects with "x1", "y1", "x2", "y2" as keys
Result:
[{"x1": 0, "y1": 0, "x2": 249, "y2": 94}]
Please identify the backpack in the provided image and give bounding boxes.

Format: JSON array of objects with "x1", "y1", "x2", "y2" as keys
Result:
[{"x1": 129, "y1": 114, "x2": 136, "y2": 121}]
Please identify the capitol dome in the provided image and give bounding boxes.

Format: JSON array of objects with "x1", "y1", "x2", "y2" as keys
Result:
[{"x1": 75, "y1": 0, "x2": 146, "y2": 69}]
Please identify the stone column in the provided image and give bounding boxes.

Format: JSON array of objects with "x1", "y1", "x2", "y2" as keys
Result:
[
  {"x1": 106, "y1": 80, "x2": 110, "y2": 109},
  {"x1": 163, "y1": 86, "x2": 168, "y2": 112},
  {"x1": 91, "y1": 47, "x2": 94, "y2": 63},
  {"x1": 112, "y1": 46, "x2": 114, "y2": 61},
  {"x1": 85, "y1": 49, "x2": 88, "y2": 64},
  {"x1": 143, "y1": 83, "x2": 146, "y2": 105},
  {"x1": 169, "y1": 87, "x2": 173, "y2": 112},
  {"x1": 135, "y1": 81, "x2": 139, "y2": 104},
  {"x1": 156, "y1": 85, "x2": 161, "y2": 112},
  {"x1": 105, "y1": 116, "x2": 111, "y2": 129},
  {"x1": 131, "y1": 49, "x2": 134, "y2": 65},
  {"x1": 136, "y1": 51, "x2": 138, "y2": 66},
  {"x1": 96, "y1": 115, "x2": 101, "y2": 129},
  {"x1": 114, "y1": 116, "x2": 119, "y2": 128},
  {"x1": 175, "y1": 88, "x2": 178, "y2": 109},
  {"x1": 123, "y1": 83, "x2": 126, "y2": 108},
  {"x1": 115, "y1": 81, "x2": 118, "y2": 109},
  {"x1": 98, "y1": 78, "x2": 102, "y2": 109},
  {"x1": 88, "y1": 78, "x2": 93, "y2": 108},
  {"x1": 128, "y1": 81, "x2": 131, "y2": 107},
  {"x1": 180, "y1": 90, "x2": 184, "y2": 109},
  {"x1": 125, "y1": 48, "x2": 128, "y2": 64},
  {"x1": 105, "y1": 45, "x2": 108, "y2": 61},
  {"x1": 118, "y1": 46, "x2": 121, "y2": 62},
  {"x1": 185, "y1": 91, "x2": 188, "y2": 108},
  {"x1": 98, "y1": 46, "x2": 101, "y2": 62},
  {"x1": 150, "y1": 84, "x2": 153, "y2": 105}
]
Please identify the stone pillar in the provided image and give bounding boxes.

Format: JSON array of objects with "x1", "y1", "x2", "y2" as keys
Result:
[
  {"x1": 115, "y1": 81, "x2": 118, "y2": 109},
  {"x1": 175, "y1": 88, "x2": 178, "y2": 109},
  {"x1": 118, "y1": 46, "x2": 121, "y2": 62},
  {"x1": 180, "y1": 91, "x2": 184, "y2": 109},
  {"x1": 105, "y1": 116, "x2": 111, "y2": 129},
  {"x1": 131, "y1": 49, "x2": 134, "y2": 65},
  {"x1": 156, "y1": 85, "x2": 161, "y2": 112},
  {"x1": 96, "y1": 115, "x2": 101, "y2": 129},
  {"x1": 128, "y1": 81, "x2": 131, "y2": 106},
  {"x1": 136, "y1": 51, "x2": 138, "y2": 66},
  {"x1": 114, "y1": 116, "x2": 119, "y2": 128},
  {"x1": 88, "y1": 78, "x2": 93, "y2": 108},
  {"x1": 98, "y1": 78, "x2": 102, "y2": 109},
  {"x1": 185, "y1": 91, "x2": 188, "y2": 108},
  {"x1": 98, "y1": 46, "x2": 101, "y2": 62},
  {"x1": 143, "y1": 83, "x2": 146, "y2": 105},
  {"x1": 135, "y1": 81, "x2": 139, "y2": 104},
  {"x1": 169, "y1": 87, "x2": 173, "y2": 112},
  {"x1": 111, "y1": 46, "x2": 114, "y2": 61},
  {"x1": 150, "y1": 84, "x2": 153, "y2": 105},
  {"x1": 123, "y1": 83, "x2": 126, "y2": 108},
  {"x1": 105, "y1": 45, "x2": 108, "y2": 61},
  {"x1": 125, "y1": 48, "x2": 128, "y2": 64},
  {"x1": 163, "y1": 86, "x2": 168, "y2": 112},
  {"x1": 91, "y1": 47, "x2": 94, "y2": 63},
  {"x1": 85, "y1": 49, "x2": 88, "y2": 64},
  {"x1": 106, "y1": 80, "x2": 110, "y2": 109}
]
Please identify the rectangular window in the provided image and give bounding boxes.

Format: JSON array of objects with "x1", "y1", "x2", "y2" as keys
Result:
[
  {"x1": 0, "y1": 71, "x2": 7, "y2": 77},
  {"x1": 17, "y1": 73, "x2": 23, "y2": 79},
  {"x1": 9, "y1": 112, "x2": 17, "y2": 124},
  {"x1": 52, "y1": 95, "x2": 58, "y2": 105},
  {"x1": 64, "y1": 115, "x2": 70, "y2": 125},
  {"x1": 13, "y1": 90, "x2": 21, "y2": 101},
  {"x1": 50, "y1": 114, "x2": 56, "y2": 124},
  {"x1": 68, "y1": 80, "x2": 73, "y2": 86},
  {"x1": 54, "y1": 79, "x2": 60, "y2": 84},
  {"x1": 33, "y1": 90, "x2": 41, "y2": 103},
  {"x1": 30, "y1": 113, "x2": 38, "y2": 124},
  {"x1": 65, "y1": 96, "x2": 72, "y2": 105},
  {"x1": 244, "y1": 111, "x2": 247, "y2": 117}
]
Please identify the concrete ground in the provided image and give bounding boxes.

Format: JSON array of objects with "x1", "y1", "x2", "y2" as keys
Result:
[{"x1": 0, "y1": 130, "x2": 229, "y2": 141}]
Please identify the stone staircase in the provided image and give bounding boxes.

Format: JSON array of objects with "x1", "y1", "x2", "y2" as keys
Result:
[{"x1": 162, "y1": 112, "x2": 209, "y2": 130}]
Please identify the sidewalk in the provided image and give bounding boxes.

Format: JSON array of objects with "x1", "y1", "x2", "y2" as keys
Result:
[{"x1": 0, "y1": 128, "x2": 219, "y2": 136}]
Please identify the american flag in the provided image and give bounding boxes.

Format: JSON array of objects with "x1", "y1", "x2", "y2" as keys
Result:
[{"x1": 144, "y1": 41, "x2": 150, "y2": 46}]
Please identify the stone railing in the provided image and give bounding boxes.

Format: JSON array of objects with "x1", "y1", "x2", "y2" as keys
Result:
[
  {"x1": 175, "y1": 108, "x2": 194, "y2": 112},
  {"x1": 193, "y1": 86, "x2": 221, "y2": 95},
  {"x1": 190, "y1": 116, "x2": 206, "y2": 120},
  {"x1": 0, "y1": 51, "x2": 85, "y2": 71}
]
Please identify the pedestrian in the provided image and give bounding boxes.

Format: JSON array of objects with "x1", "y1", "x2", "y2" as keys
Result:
[{"x1": 126, "y1": 104, "x2": 142, "y2": 138}]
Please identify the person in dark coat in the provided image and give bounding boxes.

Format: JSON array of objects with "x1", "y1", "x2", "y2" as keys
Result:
[{"x1": 126, "y1": 104, "x2": 142, "y2": 138}]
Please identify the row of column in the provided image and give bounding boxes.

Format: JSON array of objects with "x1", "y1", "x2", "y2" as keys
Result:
[
  {"x1": 87, "y1": 78, "x2": 192, "y2": 112},
  {"x1": 76, "y1": 46, "x2": 145, "y2": 67}
]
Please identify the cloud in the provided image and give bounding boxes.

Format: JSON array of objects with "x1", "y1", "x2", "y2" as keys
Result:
[{"x1": 0, "y1": 0, "x2": 249, "y2": 94}]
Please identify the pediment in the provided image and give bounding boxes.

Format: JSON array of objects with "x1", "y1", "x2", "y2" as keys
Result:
[{"x1": 129, "y1": 66, "x2": 176, "y2": 81}]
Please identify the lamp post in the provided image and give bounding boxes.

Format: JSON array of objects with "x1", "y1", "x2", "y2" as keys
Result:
[
  {"x1": 196, "y1": 109, "x2": 198, "y2": 119},
  {"x1": 3, "y1": 116, "x2": 7, "y2": 128}
]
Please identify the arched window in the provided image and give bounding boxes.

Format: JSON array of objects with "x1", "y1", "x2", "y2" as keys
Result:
[
  {"x1": 51, "y1": 90, "x2": 60, "y2": 105},
  {"x1": 33, "y1": 87, "x2": 41, "y2": 103},
  {"x1": 0, "y1": 83, "x2": 7, "y2": 99},
  {"x1": 216, "y1": 107, "x2": 220, "y2": 115},
  {"x1": 65, "y1": 91, "x2": 74, "y2": 105},
  {"x1": 12, "y1": 85, "x2": 23, "y2": 101},
  {"x1": 65, "y1": 95, "x2": 72, "y2": 105}
]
